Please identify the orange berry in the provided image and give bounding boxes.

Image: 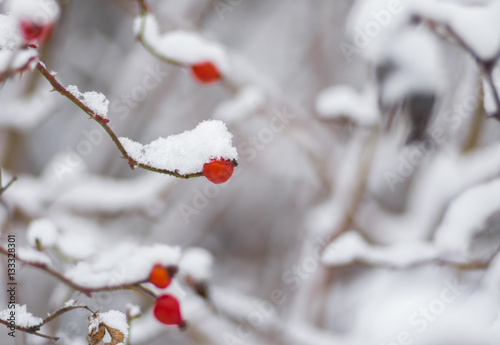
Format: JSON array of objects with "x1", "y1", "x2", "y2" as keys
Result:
[
  {"x1": 148, "y1": 264, "x2": 171, "y2": 288},
  {"x1": 202, "y1": 159, "x2": 235, "y2": 184},
  {"x1": 190, "y1": 61, "x2": 220, "y2": 84}
]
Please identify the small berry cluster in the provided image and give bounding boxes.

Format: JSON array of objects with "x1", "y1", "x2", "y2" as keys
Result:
[{"x1": 148, "y1": 263, "x2": 186, "y2": 328}]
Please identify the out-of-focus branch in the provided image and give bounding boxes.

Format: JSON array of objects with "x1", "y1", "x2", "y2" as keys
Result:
[
  {"x1": 0, "y1": 168, "x2": 17, "y2": 196},
  {"x1": 36, "y1": 62, "x2": 203, "y2": 179},
  {"x1": 0, "y1": 246, "x2": 162, "y2": 298},
  {"x1": 325, "y1": 128, "x2": 379, "y2": 247},
  {"x1": 0, "y1": 305, "x2": 95, "y2": 341},
  {"x1": 421, "y1": 17, "x2": 500, "y2": 120}
]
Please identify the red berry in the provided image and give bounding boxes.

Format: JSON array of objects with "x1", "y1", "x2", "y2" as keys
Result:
[
  {"x1": 20, "y1": 20, "x2": 54, "y2": 44},
  {"x1": 153, "y1": 295, "x2": 185, "y2": 327},
  {"x1": 148, "y1": 264, "x2": 171, "y2": 288},
  {"x1": 203, "y1": 159, "x2": 235, "y2": 184},
  {"x1": 190, "y1": 61, "x2": 220, "y2": 84}
]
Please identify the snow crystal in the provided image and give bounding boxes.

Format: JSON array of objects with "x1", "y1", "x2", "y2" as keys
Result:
[
  {"x1": 119, "y1": 120, "x2": 238, "y2": 174},
  {"x1": 67, "y1": 85, "x2": 109, "y2": 117},
  {"x1": 27, "y1": 218, "x2": 58, "y2": 248},
  {"x1": 179, "y1": 247, "x2": 214, "y2": 281},
  {"x1": 0, "y1": 49, "x2": 38, "y2": 74},
  {"x1": 6, "y1": 0, "x2": 60, "y2": 24},
  {"x1": 17, "y1": 247, "x2": 52, "y2": 266},
  {"x1": 315, "y1": 85, "x2": 378, "y2": 125},
  {"x1": 0, "y1": 14, "x2": 21, "y2": 49},
  {"x1": 0, "y1": 304, "x2": 42, "y2": 327},
  {"x1": 213, "y1": 86, "x2": 265, "y2": 123},
  {"x1": 64, "y1": 243, "x2": 181, "y2": 288},
  {"x1": 134, "y1": 15, "x2": 230, "y2": 73}
]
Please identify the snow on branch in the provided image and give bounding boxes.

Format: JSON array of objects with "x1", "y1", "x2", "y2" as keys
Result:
[
  {"x1": 119, "y1": 120, "x2": 238, "y2": 175},
  {"x1": 36, "y1": 62, "x2": 237, "y2": 179},
  {"x1": 321, "y1": 231, "x2": 439, "y2": 268},
  {"x1": 0, "y1": 243, "x2": 180, "y2": 296},
  {"x1": 134, "y1": 13, "x2": 230, "y2": 73},
  {"x1": 315, "y1": 85, "x2": 378, "y2": 126},
  {"x1": 434, "y1": 178, "x2": 500, "y2": 259}
]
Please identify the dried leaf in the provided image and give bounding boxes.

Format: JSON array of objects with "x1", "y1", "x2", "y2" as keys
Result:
[
  {"x1": 87, "y1": 321, "x2": 105, "y2": 345},
  {"x1": 103, "y1": 324, "x2": 125, "y2": 345}
]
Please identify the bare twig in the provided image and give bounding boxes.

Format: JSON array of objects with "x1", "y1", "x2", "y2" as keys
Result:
[
  {"x1": 36, "y1": 62, "x2": 204, "y2": 179},
  {"x1": 0, "y1": 176, "x2": 17, "y2": 196}
]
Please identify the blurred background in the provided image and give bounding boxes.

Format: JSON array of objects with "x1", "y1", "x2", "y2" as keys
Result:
[{"x1": 1, "y1": 0, "x2": 500, "y2": 344}]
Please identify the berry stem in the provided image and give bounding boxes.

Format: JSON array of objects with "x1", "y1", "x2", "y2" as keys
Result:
[{"x1": 36, "y1": 61, "x2": 204, "y2": 179}]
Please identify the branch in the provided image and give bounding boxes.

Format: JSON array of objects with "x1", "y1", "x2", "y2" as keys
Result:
[
  {"x1": 422, "y1": 18, "x2": 500, "y2": 120},
  {"x1": 0, "y1": 305, "x2": 95, "y2": 341},
  {"x1": 135, "y1": 1, "x2": 240, "y2": 93},
  {"x1": 0, "y1": 246, "x2": 166, "y2": 297},
  {"x1": 0, "y1": 168, "x2": 17, "y2": 197},
  {"x1": 0, "y1": 319, "x2": 59, "y2": 341},
  {"x1": 36, "y1": 62, "x2": 204, "y2": 179}
]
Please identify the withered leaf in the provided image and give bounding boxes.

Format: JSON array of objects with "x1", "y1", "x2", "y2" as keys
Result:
[
  {"x1": 87, "y1": 321, "x2": 105, "y2": 345},
  {"x1": 103, "y1": 324, "x2": 125, "y2": 345},
  {"x1": 86, "y1": 313, "x2": 127, "y2": 345}
]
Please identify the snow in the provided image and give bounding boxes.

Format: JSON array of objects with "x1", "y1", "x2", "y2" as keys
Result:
[
  {"x1": 0, "y1": 13, "x2": 21, "y2": 49},
  {"x1": 410, "y1": 0, "x2": 500, "y2": 61},
  {"x1": 322, "y1": 231, "x2": 438, "y2": 268},
  {"x1": 213, "y1": 85, "x2": 266, "y2": 123},
  {"x1": 6, "y1": 0, "x2": 60, "y2": 24},
  {"x1": 50, "y1": 174, "x2": 176, "y2": 215},
  {"x1": 66, "y1": 85, "x2": 109, "y2": 117},
  {"x1": 0, "y1": 49, "x2": 38, "y2": 74},
  {"x1": 64, "y1": 299, "x2": 76, "y2": 308},
  {"x1": 133, "y1": 14, "x2": 230, "y2": 73},
  {"x1": 27, "y1": 218, "x2": 58, "y2": 248},
  {"x1": 99, "y1": 310, "x2": 129, "y2": 341},
  {"x1": 315, "y1": 85, "x2": 378, "y2": 125},
  {"x1": 17, "y1": 247, "x2": 52, "y2": 266},
  {"x1": 179, "y1": 247, "x2": 214, "y2": 282},
  {"x1": 434, "y1": 178, "x2": 500, "y2": 257},
  {"x1": 375, "y1": 27, "x2": 442, "y2": 103},
  {"x1": 0, "y1": 304, "x2": 43, "y2": 327},
  {"x1": 125, "y1": 303, "x2": 141, "y2": 318},
  {"x1": 0, "y1": 90, "x2": 56, "y2": 130},
  {"x1": 64, "y1": 243, "x2": 181, "y2": 288},
  {"x1": 119, "y1": 120, "x2": 238, "y2": 174}
]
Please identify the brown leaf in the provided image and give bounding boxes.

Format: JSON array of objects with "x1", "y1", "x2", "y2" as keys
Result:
[
  {"x1": 86, "y1": 320, "x2": 105, "y2": 345},
  {"x1": 103, "y1": 324, "x2": 125, "y2": 345}
]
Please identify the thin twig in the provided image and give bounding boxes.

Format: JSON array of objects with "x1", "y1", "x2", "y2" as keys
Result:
[
  {"x1": 0, "y1": 304, "x2": 95, "y2": 341},
  {"x1": 36, "y1": 62, "x2": 204, "y2": 179},
  {"x1": 0, "y1": 176, "x2": 18, "y2": 196},
  {"x1": 0, "y1": 320, "x2": 59, "y2": 341}
]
